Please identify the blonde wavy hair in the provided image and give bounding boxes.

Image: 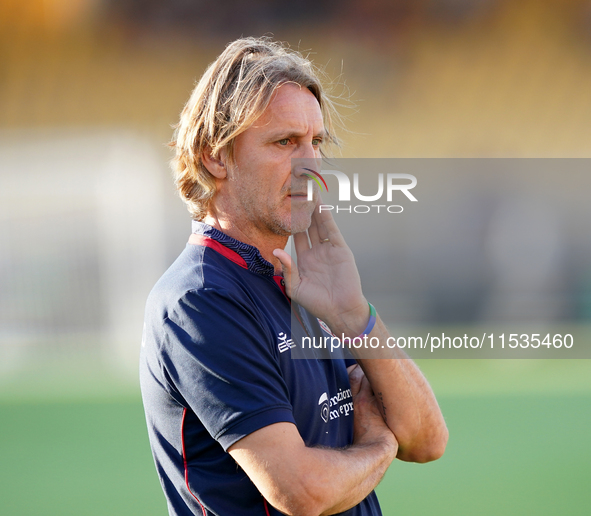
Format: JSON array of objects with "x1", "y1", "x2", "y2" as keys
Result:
[{"x1": 170, "y1": 37, "x2": 340, "y2": 220}]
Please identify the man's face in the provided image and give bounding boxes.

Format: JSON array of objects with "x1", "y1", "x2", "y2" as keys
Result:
[{"x1": 219, "y1": 83, "x2": 324, "y2": 236}]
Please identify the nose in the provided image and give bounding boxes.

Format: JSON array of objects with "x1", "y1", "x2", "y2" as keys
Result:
[
  {"x1": 298, "y1": 141, "x2": 320, "y2": 160},
  {"x1": 291, "y1": 157, "x2": 322, "y2": 183}
]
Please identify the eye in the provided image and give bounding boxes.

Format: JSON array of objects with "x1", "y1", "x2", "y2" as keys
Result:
[
  {"x1": 278, "y1": 138, "x2": 289, "y2": 146},
  {"x1": 312, "y1": 138, "x2": 322, "y2": 146}
]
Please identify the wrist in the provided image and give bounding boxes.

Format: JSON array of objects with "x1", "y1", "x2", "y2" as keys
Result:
[
  {"x1": 329, "y1": 300, "x2": 375, "y2": 339},
  {"x1": 357, "y1": 427, "x2": 398, "y2": 460},
  {"x1": 376, "y1": 429, "x2": 399, "y2": 460}
]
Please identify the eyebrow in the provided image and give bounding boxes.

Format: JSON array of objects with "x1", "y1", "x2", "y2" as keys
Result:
[{"x1": 266, "y1": 128, "x2": 328, "y2": 142}]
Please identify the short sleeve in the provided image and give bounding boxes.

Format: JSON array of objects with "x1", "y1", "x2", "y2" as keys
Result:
[{"x1": 159, "y1": 288, "x2": 295, "y2": 450}]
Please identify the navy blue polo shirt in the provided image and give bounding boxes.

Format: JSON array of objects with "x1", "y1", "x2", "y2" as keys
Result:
[{"x1": 140, "y1": 222, "x2": 382, "y2": 516}]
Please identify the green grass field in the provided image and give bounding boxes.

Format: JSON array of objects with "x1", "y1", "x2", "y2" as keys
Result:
[
  {"x1": 377, "y1": 395, "x2": 591, "y2": 515},
  {"x1": 1, "y1": 360, "x2": 590, "y2": 515}
]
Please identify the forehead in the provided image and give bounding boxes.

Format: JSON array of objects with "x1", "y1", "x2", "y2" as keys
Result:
[{"x1": 251, "y1": 83, "x2": 324, "y2": 134}]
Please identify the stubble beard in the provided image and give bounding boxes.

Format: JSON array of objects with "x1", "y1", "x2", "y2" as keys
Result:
[
  {"x1": 231, "y1": 170, "x2": 315, "y2": 237},
  {"x1": 239, "y1": 192, "x2": 314, "y2": 237}
]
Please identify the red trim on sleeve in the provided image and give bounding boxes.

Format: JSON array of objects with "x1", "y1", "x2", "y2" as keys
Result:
[
  {"x1": 181, "y1": 408, "x2": 207, "y2": 516},
  {"x1": 189, "y1": 233, "x2": 248, "y2": 269},
  {"x1": 263, "y1": 498, "x2": 271, "y2": 515}
]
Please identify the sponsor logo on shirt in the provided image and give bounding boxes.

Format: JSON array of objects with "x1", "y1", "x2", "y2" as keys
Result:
[
  {"x1": 318, "y1": 388, "x2": 354, "y2": 423},
  {"x1": 277, "y1": 332, "x2": 296, "y2": 353},
  {"x1": 318, "y1": 393, "x2": 329, "y2": 423}
]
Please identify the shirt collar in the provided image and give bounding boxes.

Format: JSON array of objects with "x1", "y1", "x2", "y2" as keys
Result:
[{"x1": 192, "y1": 221, "x2": 276, "y2": 277}]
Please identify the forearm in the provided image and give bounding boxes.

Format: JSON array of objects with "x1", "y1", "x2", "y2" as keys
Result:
[
  {"x1": 330, "y1": 310, "x2": 448, "y2": 463},
  {"x1": 229, "y1": 422, "x2": 397, "y2": 516},
  {"x1": 356, "y1": 322, "x2": 448, "y2": 462},
  {"x1": 300, "y1": 437, "x2": 397, "y2": 515},
  {"x1": 273, "y1": 220, "x2": 447, "y2": 462}
]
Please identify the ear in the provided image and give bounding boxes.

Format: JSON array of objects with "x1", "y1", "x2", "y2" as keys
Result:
[{"x1": 202, "y1": 146, "x2": 227, "y2": 179}]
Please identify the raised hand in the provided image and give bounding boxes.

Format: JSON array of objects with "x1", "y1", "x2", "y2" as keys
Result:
[{"x1": 273, "y1": 201, "x2": 370, "y2": 338}]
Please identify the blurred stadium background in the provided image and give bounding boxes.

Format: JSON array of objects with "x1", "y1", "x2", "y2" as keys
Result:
[{"x1": 1, "y1": 0, "x2": 590, "y2": 514}]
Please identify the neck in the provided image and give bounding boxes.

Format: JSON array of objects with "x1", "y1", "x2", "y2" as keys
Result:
[{"x1": 203, "y1": 213, "x2": 289, "y2": 275}]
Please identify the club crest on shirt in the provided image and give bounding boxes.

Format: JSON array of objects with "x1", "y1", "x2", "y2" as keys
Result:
[{"x1": 317, "y1": 319, "x2": 337, "y2": 338}]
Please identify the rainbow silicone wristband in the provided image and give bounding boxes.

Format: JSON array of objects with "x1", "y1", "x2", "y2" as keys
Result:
[{"x1": 357, "y1": 302, "x2": 377, "y2": 338}]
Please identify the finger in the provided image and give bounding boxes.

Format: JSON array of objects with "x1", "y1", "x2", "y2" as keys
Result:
[
  {"x1": 306, "y1": 196, "x2": 322, "y2": 244},
  {"x1": 358, "y1": 375, "x2": 374, "y2": 398},
  {"x1": 312, "y1": 202, "x2": 344, "y2": 246},
  {"x1": 292, "y1": 231, "x2": 310, "y2": 256},
  {"x1": 347, "y1": 364, "x2": 364, "y2": 397},
  {"x1": 311, "y1": 196, "x2": 330, "y2": 243},
  {"x1": 273, "y1": 249, "x2": 300, "y2": 297},
  {"x1": 307, "y1": 215, "x2": 320, "y2": 245}
]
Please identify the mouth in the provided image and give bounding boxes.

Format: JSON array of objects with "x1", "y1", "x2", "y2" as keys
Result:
[{"x1": 287, "y1": 195, "x2": 310, "y2": 206}]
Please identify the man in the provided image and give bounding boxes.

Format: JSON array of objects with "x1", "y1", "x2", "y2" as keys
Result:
[{"x1": 140, "y1": 37, "x2": 448, "y2": 516}]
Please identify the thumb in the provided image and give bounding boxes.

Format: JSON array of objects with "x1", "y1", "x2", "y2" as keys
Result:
[
  {"x1": 273, "y1": 248, "x2": 299, "y2": 298},
  {"x1": 347, "y1": 364, "x2": 364, "y2": 397}
]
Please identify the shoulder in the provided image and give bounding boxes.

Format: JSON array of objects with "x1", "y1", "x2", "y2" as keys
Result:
[
  {"x1": 143, "y1": 244, "x2": 282, "y2": 356},
  {"x1": 146, "y1": 243, "x2": 258, "y2": 322}
]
